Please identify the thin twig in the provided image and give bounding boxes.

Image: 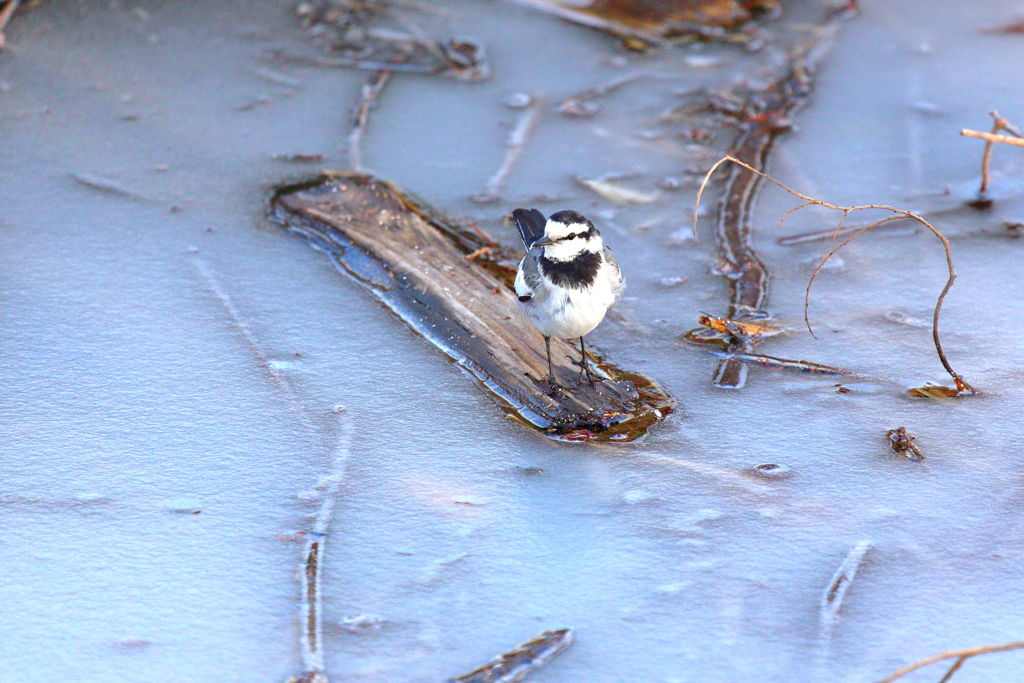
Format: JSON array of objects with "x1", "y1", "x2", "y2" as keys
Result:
[
  {"x1": 557, "y1": 72, "x2": 647, "y2": 117},
  {"x1": 969, "y1": 110, "x2": 1024, "y2": 200},
  {"x1": 471, "y1": 95, "x2": 543, "y2": 204},
  {"x1": 710, "y1": 350, "x2": 852, "y2": 376},
  {"x1": 693, "y1": 155, "x2": 976, "y2": 394},
  {"x1": 268, "y1": 49, "x2": 436, "y2": 74},
  {"x1": 806, "y1": 214, "x2": 909, "y2": 335},
  {"x1": 349, "y1": 68, "x2": 393, "y2": 172},
  {"x1": 777, "y1": 215, "x2": 914, "y2": 245},
  {"x1": 937, "y1": 656, "x2": 967, "y2": 683},
  {"x1": 961, "y1": 129, "x2": 1024, "y2": 147},
  {"x1": 877, "y1": 641, "x2": 1024, "y2": 682}
]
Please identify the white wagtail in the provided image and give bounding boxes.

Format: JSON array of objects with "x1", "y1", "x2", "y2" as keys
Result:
[{"x1": 512, "y1": 208, "x2": 624, "y2": 393}]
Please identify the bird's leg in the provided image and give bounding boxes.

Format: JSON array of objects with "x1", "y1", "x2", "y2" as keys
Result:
[
  {"x1": 579, "y1": 336, "x2": 596, "y2": 386},
  {"x1": 544, "y1": 336, "x2": 560, "y2": 394}
]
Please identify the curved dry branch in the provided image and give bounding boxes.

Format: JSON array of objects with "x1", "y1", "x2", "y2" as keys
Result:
[
  {"x1": 693, "y1": 155, "x2": 975, "y2": 393},
  {"x1": 777, "y1": 200, "x2": 817, "y2": 231},
  {"x1": 877, "y1": 640, "x2": 1024, "y2": 683},
  {"x1": 805, "y1": 214, "x2": 907, "y2": 338}
]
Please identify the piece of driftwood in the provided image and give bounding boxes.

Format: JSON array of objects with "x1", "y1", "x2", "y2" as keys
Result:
[
  {"x1": 688, "y1": 37, "x2": 823, "y2": 389},
  {"x1": 271, "y1": 173, "x2": 672, "y2": 442},
  {"x1": 506, "y1": 0, "x2": 777, "y2": 49},
  {"x1": 449, "y1": 629, "x2": 574, "y2": 683}
]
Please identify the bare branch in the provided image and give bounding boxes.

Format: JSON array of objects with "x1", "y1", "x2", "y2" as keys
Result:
[
  {"x1": 693, "y1": 155, "x2": 975, "y2": 393},
  {"x1": 961, "y1": 129, "x2": 1024, "y2": 147},
  {"x1": 877, "y1": 641, "x2": 1024, "y2": 683}
]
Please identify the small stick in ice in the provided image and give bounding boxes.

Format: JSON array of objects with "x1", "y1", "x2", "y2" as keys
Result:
[
  {"x1": 710, "y1": 351, "x2": 852, "y2": 376},
  {"x1": 291, "y1": 410, "x2": 354, "y2": 683},
  {"x1": 472, "y1": 96, "x2": 543, "y2": 204},
  {"x1": 249, "y1": 66, "x2": 302, "y2": 88},
  {"x1": 268, "y1": 49, "x2": 437, "y2": 74},
  {"x1": 962, "y1": 110, "x2": 1024, "y2": 208},
  {"x1": 557, "y1": 73, "x2": 646, "y2": 118},
  {"x1": 820, "y1": 540, "x2": 871, "y2": 637},
  {"x1": 877, "y1": 640, "x2": 1024, "y2": 683},
  {"x1": 69, "y1": 171, "x2": 155, "y2": 202},
  {"x1": 777, "y1": 216, "x2": 917, "y2": 246},
  {"x1": 349, "y1": 68, "x2": 394, "y2": 173},
  {"x1": 576, "y1": 174, "x2": 661, "y2": 204},
  {"x1": 448, "y1": 628, "x2": 574, "y2": 683}
]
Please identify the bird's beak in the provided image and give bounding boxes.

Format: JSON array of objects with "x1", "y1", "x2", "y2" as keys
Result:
[{"x1": 531, "y1": 238, "x2": 555, "y2": 248}]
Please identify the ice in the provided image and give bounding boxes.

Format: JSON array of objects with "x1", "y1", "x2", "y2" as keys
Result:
[{"x1": 3, "y1": 1, "x2": 1024, "y2": 682}]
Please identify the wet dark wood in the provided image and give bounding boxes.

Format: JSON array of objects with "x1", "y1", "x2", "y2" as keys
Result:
[
  {"x1": 271, "y1": 173, "x2": 672, "y2": 442},
  {"x1": 702, "y1": 35, "x2": 828, "y2": 389}
]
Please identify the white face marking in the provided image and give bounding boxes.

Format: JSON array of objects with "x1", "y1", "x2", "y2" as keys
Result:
[{"x1": 541, "y1": 219, "x2": 603, "y2": 262}]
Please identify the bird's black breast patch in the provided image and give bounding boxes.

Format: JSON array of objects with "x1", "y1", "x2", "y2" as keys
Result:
[{"x1": 539, "y1": 250, "x2": 602, "y2": 289}]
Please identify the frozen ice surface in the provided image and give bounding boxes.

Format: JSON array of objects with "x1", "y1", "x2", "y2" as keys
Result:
[{"x1": 2, "y1": 1, "x2": 1024, "y2": 682}]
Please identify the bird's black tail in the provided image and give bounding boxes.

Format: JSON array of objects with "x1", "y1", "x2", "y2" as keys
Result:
[{"x1": 512, "y1": 208, "x2": 546, "y2": 250}]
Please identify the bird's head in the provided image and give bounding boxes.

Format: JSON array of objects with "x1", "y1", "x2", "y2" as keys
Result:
[{"x1": 532, "y1": 210, "x2": 603, "y2": 261}]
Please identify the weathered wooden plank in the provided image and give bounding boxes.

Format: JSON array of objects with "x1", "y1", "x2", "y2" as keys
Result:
[{"x1": 270, "y1": 173, "x2": 672, "y2": 442}]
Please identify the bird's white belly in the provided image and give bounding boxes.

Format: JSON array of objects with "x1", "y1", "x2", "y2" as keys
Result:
[{"x1": 522, "y1": 279, "x2": 616, "y2": 339}]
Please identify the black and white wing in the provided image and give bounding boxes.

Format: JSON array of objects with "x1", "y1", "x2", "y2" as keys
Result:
[
  {"x1": 603, "y1": 245, "x2": 625, "y2": 301},
  {"x1": 512, "y1": 208, "x2": 546, "y2": 250},
  {"x1": 514, "y1": 252, "x2": 543, "y2": 303}
]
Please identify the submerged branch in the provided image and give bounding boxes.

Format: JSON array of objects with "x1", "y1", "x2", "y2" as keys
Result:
[
  {"x1": 471, "y1": 95, "x2": 543, "y2": 204},
  {"x1": 349, "y1": 68, "x2": 394, "y2": 172},
  {"x1": 694, "y1": 155, "x2": 976, "y2": 394},
  {"x1": 820, "y1": 540, "x2": 871, "y2": 638},
  {"x1": 449, "y1": 629, "x2": 574, "y2": 683}
]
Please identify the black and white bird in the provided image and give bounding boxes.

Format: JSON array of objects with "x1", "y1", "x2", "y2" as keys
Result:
[{"x1": 512, "y1": 208, "x2": 624, "y2": 393}]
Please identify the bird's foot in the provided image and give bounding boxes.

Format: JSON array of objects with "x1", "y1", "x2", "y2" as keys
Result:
[
  {"x1": 545, "y1": 378, "x2": 563, "y2": 397},
  {"x1": 574, "y1": 360, "x2": 599, "y2": 387}
]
